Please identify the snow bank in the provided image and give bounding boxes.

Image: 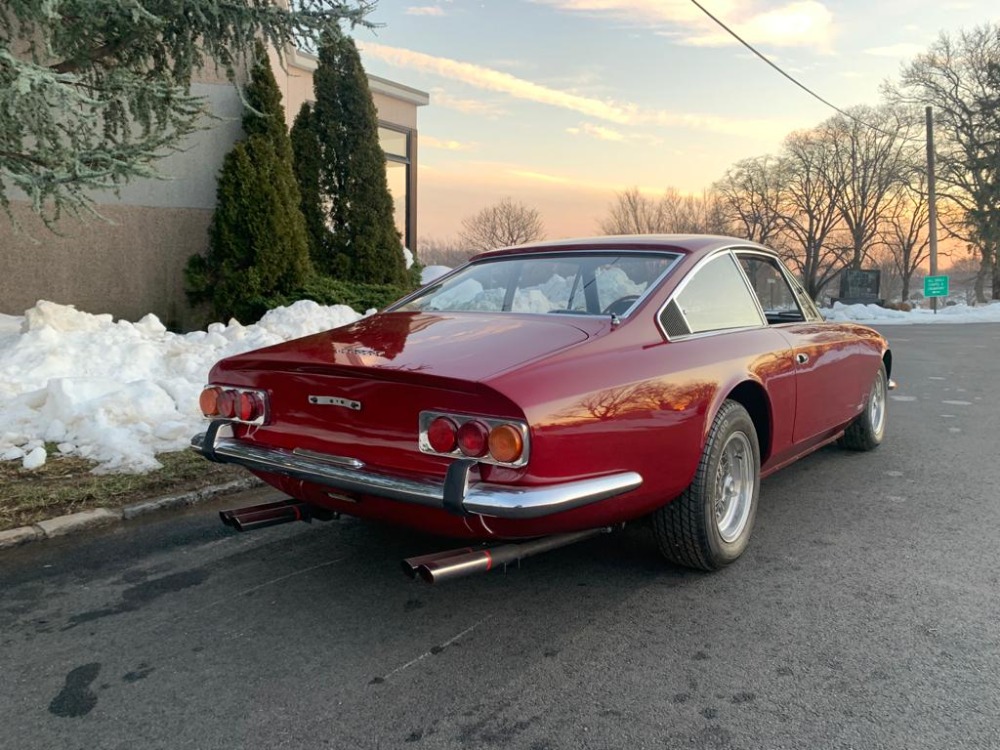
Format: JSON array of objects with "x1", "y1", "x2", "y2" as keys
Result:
[
  {"x1": 823, "y1": 301, "x2": 1000, "y2": 325},
  {"x1": 0, "y1": 300, "x2": 362, "y2": 474},
  {"x1": 421, "y1": 265, "x2": 452, "y2": 284},
  {"x1": 3, "y1": 291, "x2": 997, "y2": 476}
]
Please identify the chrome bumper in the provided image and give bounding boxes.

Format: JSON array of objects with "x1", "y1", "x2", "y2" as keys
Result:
[{"x1": 190, "y1": 422, "x2": 642, "y2": 520}]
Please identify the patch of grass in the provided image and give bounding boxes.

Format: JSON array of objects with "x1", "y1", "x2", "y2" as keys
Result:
[{"x1": 0, "y1": 446, "x2": 244, "y2": 531}]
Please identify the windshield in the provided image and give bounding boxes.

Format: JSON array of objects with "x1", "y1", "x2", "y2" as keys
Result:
[{"x1": 394, "y1": 252, "x2": 681, "y2": 316}]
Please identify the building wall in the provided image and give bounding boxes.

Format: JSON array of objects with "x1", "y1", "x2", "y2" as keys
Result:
[
  {"x1": 0, "y1": 82, "x2": 243, "y2": 329},
  {"x1": 1, "y1": 203, "x2": 212, "y2": 329},
  {"x1": 0, "y1": 57, "x2": 426, "y2": 329}
]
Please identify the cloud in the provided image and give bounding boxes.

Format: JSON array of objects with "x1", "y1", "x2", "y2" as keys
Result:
[
  {"x1": 532, "y1": 0, "x2": 835, "y2": 49},
  {"x1": 405, "y1": 5, "x2": 446, "y2": 16},
  {"x1": 361, "y1": 42, "x2": 791, "y2": 137},
  {"x1": 566, "y1": 123, "x2": 667, "y2": 146},
  {"x1": 421, "y1": 135, "x2": 477, "y2": 151},
  {"x1": 430, "y1": 88, "x2": 508, "y2": 118},
  {"x1": 864, "y1": 43, "x2": 927, "y2": 58},
  {"x1": 507, "y1": 169, "x2": 575, "y2": 185},
  {"x1": 683, "y1": 1, "x2": 834, "y2": 49},
  {"x1": 531, "y1": 0, "x2": 716, "y2": 26},
  {"x1": 566, "y1": 123, "x2": 627, "y2": 142},
  {"x1": 362, "y1": 41, "x2": 637, "y2": 124},
  {"x1": 420, "y1": 160, "x2": 667, "y2": 194}
]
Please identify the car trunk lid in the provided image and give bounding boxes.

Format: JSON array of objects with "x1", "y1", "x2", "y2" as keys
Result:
[{"x1": 210, "y1": 313, "x2": 596, "y2": 475}]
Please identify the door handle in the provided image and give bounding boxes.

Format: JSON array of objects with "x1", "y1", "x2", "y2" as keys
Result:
[{"x1": 796, "y1": 353, "x2": 809, "y2": 365}]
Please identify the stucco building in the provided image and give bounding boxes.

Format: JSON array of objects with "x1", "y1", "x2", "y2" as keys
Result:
[{"x1": 0, "y1": 47, "x2": 428, "y2": 330}]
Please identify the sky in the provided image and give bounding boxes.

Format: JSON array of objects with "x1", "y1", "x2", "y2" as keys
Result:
[{"x1": 352, "y1": 0, "x2": 1000, "y2": 244}]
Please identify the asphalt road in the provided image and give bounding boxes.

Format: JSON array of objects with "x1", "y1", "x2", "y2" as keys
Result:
[{"x1": 2, "y1": 323, "x2": 999, "y2": 750}]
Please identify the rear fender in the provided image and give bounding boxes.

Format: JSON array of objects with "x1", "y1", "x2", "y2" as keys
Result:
[{"x1": 702, "y1": 374, "x2": 770, "y2": 460}]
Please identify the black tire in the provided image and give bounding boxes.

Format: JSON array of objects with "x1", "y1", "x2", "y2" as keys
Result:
[
  {"x1": 838, "y1": 363, "x2": 888, "y2": 452},
  {"x1": 652, "y1": 400, "x2": 760, "y2": 571}
]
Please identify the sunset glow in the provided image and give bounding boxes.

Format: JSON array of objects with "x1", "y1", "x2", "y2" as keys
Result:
[{"x1": 357, "y1": 1, "x2": 1000, "y2": 244}]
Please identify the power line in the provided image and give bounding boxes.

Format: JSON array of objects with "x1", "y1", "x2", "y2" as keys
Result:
[{"x1": 686, "y1": 0, "x2": 909, "y2": 140}]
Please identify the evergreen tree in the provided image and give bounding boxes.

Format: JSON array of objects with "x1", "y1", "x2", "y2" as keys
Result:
[
  {"x1": 243, "y1": 43, "x2": 294, "y2": 163},
  {"x1": 186, "y1": 51, "x2": 311, "y2": 323},
  {"x1": 312, "y1": 29, "x2": 408, "y2": 285},
  {"x1": 291, "y1": 102, "x2": 329, "y2": 263},
  {"x1": 1, "y1": 1, "x2": 372, "y2": 225}
]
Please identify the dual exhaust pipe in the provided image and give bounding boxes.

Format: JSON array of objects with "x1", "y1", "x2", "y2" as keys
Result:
[
  {"x1": 220, "y1": 498, "x2": 609, "y2": 583},
  {"x1": 402, "y1": 528, "x2": 610, "y2": 583},
  {"x1": 219, "y1": 498, "x2": 332, "y2": 532}
]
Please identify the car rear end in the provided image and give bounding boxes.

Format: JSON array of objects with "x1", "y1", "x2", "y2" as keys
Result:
[{"x1": 191, "y1": 313, "x2": 642, "y2": 539}]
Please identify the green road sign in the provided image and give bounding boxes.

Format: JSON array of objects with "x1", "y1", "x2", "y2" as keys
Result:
[{"x1": 924, "y1": 275, "x2": 949, "y2": 297}]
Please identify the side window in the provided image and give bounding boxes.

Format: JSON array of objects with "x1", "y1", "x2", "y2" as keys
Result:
[
  {"x1": 736, "y1": 254, "x2": 805, "y2": 324},
  {"x1": 663, "y1": 254, "x2": 764, "y2": 336}
]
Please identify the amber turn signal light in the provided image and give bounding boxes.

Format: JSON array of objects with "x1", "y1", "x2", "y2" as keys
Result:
[
  {"x1": 199, "y1": 386, "x2": 268, "y2": 424},
  {"x1": 488, "y1": 424, "x2": 524, "y2": 463},
  {"x1": 199, "y1": 386, "x2": 221, "y2": 417}
]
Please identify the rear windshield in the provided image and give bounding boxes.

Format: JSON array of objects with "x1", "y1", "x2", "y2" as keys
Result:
[{"x1": 394, "y1": 252, "x2": 681, "y2": 317}]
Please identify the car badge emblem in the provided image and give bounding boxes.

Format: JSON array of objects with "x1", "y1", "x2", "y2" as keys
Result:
[
  {"x1": 308, "y1": 396, "x2": 362, "y2": 411},
  {"x1": 335, "y1": 345, "x2": 385, "y2": 358}
]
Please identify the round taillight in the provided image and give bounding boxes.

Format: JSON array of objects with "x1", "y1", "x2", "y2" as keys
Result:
[
  {"x1": 457, "y1": 420, "x2": 490, "y2": 457},
  {"x1": 199, "y1": 387, "x2": 221, "y2": 417},
  {"x1": 239, "y1": 392, "x2": 264, "y2": 422},
  {"x1": 488, "y1": 424, "x2": 524, "y2": 463},
  {"x1": 427, "y1": 417, "x2": 458, "y2": 453},
  {"x1": 217, "y1": 389, "x2": 238, "y2": 419}
]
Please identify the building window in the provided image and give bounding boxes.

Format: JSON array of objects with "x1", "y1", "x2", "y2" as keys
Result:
[{"x1": 379, "y1": 124, "x2": 412, "y2": 249}]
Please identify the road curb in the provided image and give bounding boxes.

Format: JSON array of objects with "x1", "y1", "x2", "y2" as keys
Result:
[
  {"x1": 121, "y1": 477, "x2": 262, "y2": 520},
  {"x1": 0, "y1": 476, "x2": 263, "y2": 552}
]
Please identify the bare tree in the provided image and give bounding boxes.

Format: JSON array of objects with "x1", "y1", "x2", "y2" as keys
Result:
[
  {"x1": 867, "y1": 244, "x2": 903, "y2": 302},
  {"x1": 600, "y1": 187, "x2": 728, "y2": 235},
  {"x1": 662, "y1": 188, "x2": 702, "y2": 232},
  {"x1": 947, "y1": 250, "x2": 992, "y2": 303},
  {"x1": 599, "y1": 187, "x2": 669, "y2": 234},
  {"x1": 881, "y1": 165, "x2": 932, "y2": 301},
  {"x1": 458, "y1": 197, "x2": 545, "y2": 252},
  {"x1": 821, "y1": 105, "x2": 916, "y2": 270},
  {"x1": 776, "y1": 129, "x2": 849, "y2": 300},
  {"x1": 418, "y1": 236, "x2": 476, "y2": 267},
  {"x1": 701, "y1": 191, "x2": 733, "y2": 235},
  {"x1": 885, "y1": 24, "x2": 1000, "y2": 301},
  {"x1": 714, "y1": 155, "x2": 787, "y2": 245}
]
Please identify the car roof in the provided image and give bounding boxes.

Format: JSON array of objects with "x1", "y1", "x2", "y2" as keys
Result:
[{"x1": 470, "y1": 234, "x2": 772, "y2": 262}]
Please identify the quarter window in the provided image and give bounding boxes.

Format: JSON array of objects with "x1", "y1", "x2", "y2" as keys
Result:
[
  {"x1": 667, "y1": 254, "x2": 764, "y2": 335},
  {"x1": 736, "y1": 254, "x2": 806, "y2": 324},
  {"x1": 738, "y1": 253, "x2": 819, "y2": 325}
]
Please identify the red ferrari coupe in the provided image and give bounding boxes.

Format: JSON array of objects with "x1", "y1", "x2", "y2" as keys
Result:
[{"x1": 192, "y1": 236, "x2": 892, "y2": 581}]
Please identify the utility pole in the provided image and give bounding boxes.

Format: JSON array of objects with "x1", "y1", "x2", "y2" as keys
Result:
[{"x1": 926, "y1": 106, "x2": 939, "y2": 314}]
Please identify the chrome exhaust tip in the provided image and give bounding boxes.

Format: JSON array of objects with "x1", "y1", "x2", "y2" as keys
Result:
[{"x1": 402, "y1": 528, "x2": 611, "y2": 584}]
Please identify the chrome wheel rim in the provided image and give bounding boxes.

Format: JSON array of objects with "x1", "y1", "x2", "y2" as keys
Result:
[
  {"x1": 870, "y1": 372, "x2": 886, "y2": 438},
  {"x1": 714, "y1": 431, "x2": 754, "y2": 543}
]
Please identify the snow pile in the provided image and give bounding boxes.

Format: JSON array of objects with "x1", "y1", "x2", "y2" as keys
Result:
[
  {"x1": 420, "y1": 265, "x2": 452, "y2": 284},
  {"x1": 823, "y1": 301, "x2": 1000, "y2": 325},
  {"x1": 4, "y1": 287, "x2": 997, "y2": 476},
  {"x1": 0, "y1": 300, "x2": 363, "y2": 474}
]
